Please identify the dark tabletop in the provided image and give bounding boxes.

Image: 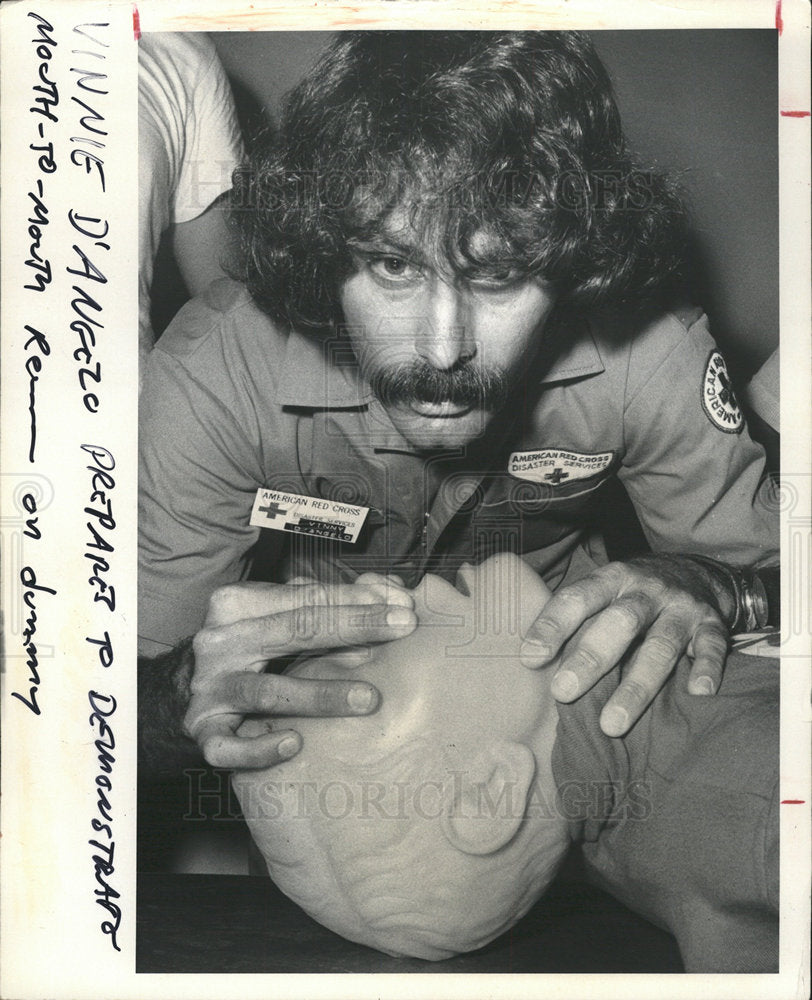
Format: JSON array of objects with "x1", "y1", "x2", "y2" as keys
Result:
[{"x1": 136, "y1": 855, "x2": 684, "y2": 974}]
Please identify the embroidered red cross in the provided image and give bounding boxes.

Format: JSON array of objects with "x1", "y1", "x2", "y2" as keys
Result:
[
  {"x1": 716, "y1": 368, "x2": 736, "y2": 407},
  {"x1": 544, "y1": 468, "x2": 569, "y2": 485}
]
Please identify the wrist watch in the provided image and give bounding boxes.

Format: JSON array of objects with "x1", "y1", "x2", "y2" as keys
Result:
[{"x1": 689, "y1": 556, "x2": 778, "y2": 632}]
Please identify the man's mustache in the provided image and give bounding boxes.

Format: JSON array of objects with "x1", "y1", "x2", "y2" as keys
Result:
[{"x1": 368, "y1": 359, "x2": 510, "y2": 410}]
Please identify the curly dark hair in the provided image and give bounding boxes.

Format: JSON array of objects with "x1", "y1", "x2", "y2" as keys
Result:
[{"x1": 235, "y1": 31, "x2": 688, "y2": 331}]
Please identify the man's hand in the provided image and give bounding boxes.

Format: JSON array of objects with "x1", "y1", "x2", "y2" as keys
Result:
[
  {"x1": 186, "y1": 576, "x2": 417, "y2": 769},
  {"x1": 520, "y1": 556, "x2": 733, "y2": 736}
]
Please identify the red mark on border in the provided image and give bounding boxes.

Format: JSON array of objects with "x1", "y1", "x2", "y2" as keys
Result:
[
  {"x1": 780, "y1": 110, "x2": 811, "y2": 117},
  {"x1": 133, "y1": 4, "x2": 141, "y2": 41},
  {"x1": 775, "y1": 0, "x2": 783, "y2": 34},
  {"x1": 780, "y1": 800, "x2": 806, "y2": 805}
]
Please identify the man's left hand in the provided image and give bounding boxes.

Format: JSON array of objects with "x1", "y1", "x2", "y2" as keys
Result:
[{"x1": 520, "y1": 555, "x2": 733, "y2": 736}]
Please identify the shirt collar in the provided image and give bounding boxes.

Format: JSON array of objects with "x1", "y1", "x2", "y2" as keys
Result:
[
  {"x1": 278, "y1": 327, "x2": 375, "y2": 408},
  {"x1": 537, "y1": 323, "x2": 605, "y2": 384}
]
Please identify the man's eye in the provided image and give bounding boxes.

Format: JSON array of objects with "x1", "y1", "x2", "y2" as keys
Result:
[
  {"x1": 468, "y1": 268, "x2": 523, "y2": 289},
  {"x1": 369, "y1": 256, "x2": 419, "y2": 282}
]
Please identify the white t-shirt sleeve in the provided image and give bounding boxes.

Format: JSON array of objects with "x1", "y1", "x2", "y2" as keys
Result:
[
  {"x1": 743, "y1": 347, "x2": 779, "y2": 432},
  {"x1": 137, "y1": 32, "x2": 244, "y2": 350},
  {"x1": 173, "y1": 35, "x2": 244, "y2": 224}
]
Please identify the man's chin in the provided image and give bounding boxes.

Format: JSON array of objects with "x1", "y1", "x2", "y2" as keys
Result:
[{"x1": 387, "y1": 403, "x2": 495, "y2": 451}]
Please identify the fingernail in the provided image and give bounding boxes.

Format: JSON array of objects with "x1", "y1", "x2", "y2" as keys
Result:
[
  {"x1": 385, "y1": 605, "x2": 416, "y2": 627},
  {"x1": 551, "y1": 669, "x2": 579, "y2": 700},
  {"x1": 693, "y1": 676, "x2": 715, "y2": 695},
  {"x1": 601, "y1": 706, "x2": 628, "y2": 736},
  {"x1": 348, "y1": 684, "x2": 376, "y2": 713},
  {"x1": 278, "y1": 736, "x2": 300, "y2": 759}
]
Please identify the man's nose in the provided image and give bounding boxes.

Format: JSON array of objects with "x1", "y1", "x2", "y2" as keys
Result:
[{"x1": 414, "y1": 283, "x2": 476, "y2": 371}]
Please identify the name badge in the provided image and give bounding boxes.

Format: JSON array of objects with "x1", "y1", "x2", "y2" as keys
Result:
[
  {"x1": 250, "y1": 488, "x2": 370, "y2": 543},
  {"x1": 508, "y1": 449, "x2": 614, "y2": 485}
]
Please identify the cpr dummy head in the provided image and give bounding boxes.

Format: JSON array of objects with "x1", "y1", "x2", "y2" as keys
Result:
[{"x1": 232, "y1": 553, "x2": 569, "y2": 960}]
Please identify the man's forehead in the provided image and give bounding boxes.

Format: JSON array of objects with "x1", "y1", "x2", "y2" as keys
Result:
[{"x1": 355, "y1": 204, "x2": 511, "y2": 262}]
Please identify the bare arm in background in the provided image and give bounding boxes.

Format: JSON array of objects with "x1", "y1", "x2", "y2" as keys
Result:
[{"x1": 172, "y1": 192, "x2": 237, "y2": 298}]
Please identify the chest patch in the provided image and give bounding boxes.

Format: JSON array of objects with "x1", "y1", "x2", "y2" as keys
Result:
[
  {"x1": 508, "y1": 448, "x2": 614, "y2": 485},
  {"x1": 702, "y1": 350, "x2": 743, "y2": 433}
]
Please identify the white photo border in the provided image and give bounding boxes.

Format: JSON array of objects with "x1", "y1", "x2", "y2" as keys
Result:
[{"x1": 1, "y1": 1, "x2": 809, "y2": 998}]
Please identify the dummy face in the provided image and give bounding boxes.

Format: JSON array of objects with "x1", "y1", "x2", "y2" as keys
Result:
[
  {"x1": 233, "y1": 554, "x2": 570, "y2": 961},
  {"x1": 339, "y1": 211, "x2": 556, "y2": 452}
]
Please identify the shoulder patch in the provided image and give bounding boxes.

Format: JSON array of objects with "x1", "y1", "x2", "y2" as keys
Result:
[{"x1": 701, "y1": 350, "x2": 743, "y2": 433}]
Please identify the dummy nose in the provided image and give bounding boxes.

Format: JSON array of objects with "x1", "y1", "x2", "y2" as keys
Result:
[{"x1": 414, "y1": 283, "x2": 476, "y2": 371}]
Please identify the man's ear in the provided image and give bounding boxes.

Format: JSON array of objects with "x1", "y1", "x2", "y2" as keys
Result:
[{"x1": 441, "y1": 741, "x2": 536, "y2": 856}]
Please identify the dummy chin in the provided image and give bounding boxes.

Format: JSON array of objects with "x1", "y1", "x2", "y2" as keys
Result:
[{"x1": 232, "y1": 553, "x2": 570, "y2": 961}]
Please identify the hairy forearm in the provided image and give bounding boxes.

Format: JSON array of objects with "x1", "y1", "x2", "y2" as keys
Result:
[{"x1": 138, "y1": 637, "x2": 201, "y2": 774}]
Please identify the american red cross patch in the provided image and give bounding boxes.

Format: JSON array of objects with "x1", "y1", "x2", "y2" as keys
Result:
[
  {"x1": 702, "y1": 350, "x2": 743, "y2": 433},
  {"x1": 508, "y1": 449, "x2": 614, "y2": 484}
]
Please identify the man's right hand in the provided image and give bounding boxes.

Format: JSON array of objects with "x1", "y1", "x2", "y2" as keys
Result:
[{"x1": 185, "y1": 577, "x2": 417, "y2": 770}]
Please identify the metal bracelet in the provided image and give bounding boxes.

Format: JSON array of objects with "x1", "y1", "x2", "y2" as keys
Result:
[{"x1": 740, "y1": 570, "x2": 769, "y2": 631}]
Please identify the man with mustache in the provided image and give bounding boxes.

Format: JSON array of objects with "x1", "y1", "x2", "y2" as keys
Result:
[{"x1": 138, "y1": 31, "x2": 777, "y2": 773}]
